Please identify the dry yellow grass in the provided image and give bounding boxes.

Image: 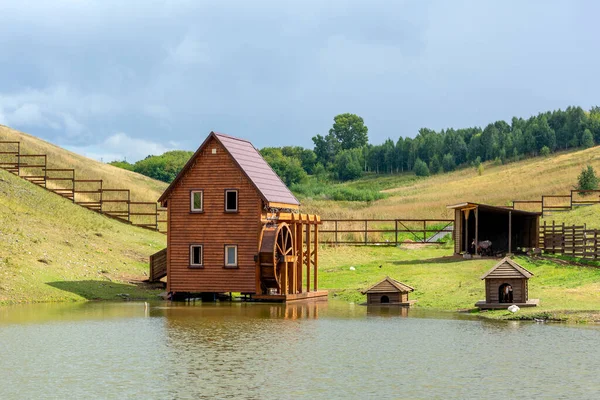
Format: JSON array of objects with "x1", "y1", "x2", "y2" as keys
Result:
[
  {"x1": 302, "y1": 147, "x2": 600, "y2": 220},
  {"x1": 0, "y1": 125, "x2": 167, "y2": 202}
]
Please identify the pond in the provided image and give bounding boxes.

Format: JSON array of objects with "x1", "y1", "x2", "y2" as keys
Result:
[{"x1": 1, "y1": 301, "x2": 599, "y2": 399}]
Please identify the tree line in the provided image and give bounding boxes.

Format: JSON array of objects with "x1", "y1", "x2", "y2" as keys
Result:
[
  {"x1": 262, "y1": 106, "x2": 600, "y2": 184},
  {"x1": 109, "y1": 106, "x2": 600, "y2": 186}
]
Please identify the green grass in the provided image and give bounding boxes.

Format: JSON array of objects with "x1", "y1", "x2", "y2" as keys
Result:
[
  {"x1": 0, "y1": 169, "x2": 166, "y2": 305},
  {"x1": 318, "y1": 244, "x2": 600, "y2": 323}
]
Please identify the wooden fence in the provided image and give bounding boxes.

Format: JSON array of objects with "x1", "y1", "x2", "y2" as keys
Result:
[
  {"x1": 539, "y1": 221, "x2": 600, "y2": 259},
  {"x1": 0, "y1": 140, "x2": 165, "y2": 232},
  {"x1": 511, "y1": 190, "x2": 600, "y2": 215},
  {"x1": 319, "y1": 219, "x2": 453, "y2": 245}
]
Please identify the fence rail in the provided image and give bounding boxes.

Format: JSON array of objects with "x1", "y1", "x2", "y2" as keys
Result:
[
  {"x1": 511, "y1": 190, "x2": 600, "y2": 215},
  {"x1": 0, "y1": 140, "x2": 164, "y2": 232},
  {"x1": 319, "y1": 219, "x2": 453, "y2": 245}
]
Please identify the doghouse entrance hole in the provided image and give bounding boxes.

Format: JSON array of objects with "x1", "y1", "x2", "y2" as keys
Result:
[{"x1": 380, "y1": 295, "x2": 390, "y2": 303}]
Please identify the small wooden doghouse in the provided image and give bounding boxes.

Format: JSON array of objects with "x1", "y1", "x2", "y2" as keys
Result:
[
  {"x1": 362, "y1": 277, "x2": 416, "y2": 306},
  {"x1": 475, "y1": 257, "x2": 539, "y2": 309},
  {"x1": 154, "y1": 131, "x2": 327, "y2": 302},
  {"x1": 447, "y1": 202, "x2": 540, "y2": 256}
]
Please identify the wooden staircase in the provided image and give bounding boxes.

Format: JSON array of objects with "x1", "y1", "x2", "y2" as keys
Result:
[{"x1": 0, "y1": 140, "x2": 167, "y2": 233}]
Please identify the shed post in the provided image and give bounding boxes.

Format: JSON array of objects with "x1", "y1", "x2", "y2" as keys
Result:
[
  {"x1": 474, "y1": 207, "x2": 479, "y2": 255},
  {"x1": 508, "y1": 210, "x2": 512, "y2": 255},
  {"x1": 464, "y1": 209, "x2": 470, "y2": 253}
]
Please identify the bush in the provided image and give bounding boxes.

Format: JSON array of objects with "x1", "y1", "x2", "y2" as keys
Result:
[
  {"x1": 477, "y1": 164, "x2": 484, "y2": 176},
  {"x1": 414, "y1": 158, "x2": 430, "y2": 177},
  {"x1": 576, "y1": 165, "x2": 599, "y2": 194},
  {"x1": 429, "y1": 155, "x2": 442, "y2": 174},
  {"x1": 290, "y1": 180, "x2": 385, "y2": 202},
  {"x1": 540, "y1": 146, "x2": 550, "y2": 157}
]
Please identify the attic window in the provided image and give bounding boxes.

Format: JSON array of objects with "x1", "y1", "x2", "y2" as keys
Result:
[
  {"x1": 225, "y1": 189, "x2": 238, "y2": 212},
  {"x1": 212, "y1": 148, "x2": 217, "y2": 154},
  {"x1": 191, "y1": 190, "x2": 203, "y2": 212}
]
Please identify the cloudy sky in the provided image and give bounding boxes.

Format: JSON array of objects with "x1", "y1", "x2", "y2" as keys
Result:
[{"x1": 0, "y1": 0, "x2": 598, "y2": 162}]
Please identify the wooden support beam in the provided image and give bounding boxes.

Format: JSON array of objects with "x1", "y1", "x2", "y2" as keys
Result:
[
  {"x1": 306, "y1": 224, "x2": 311, "y2": 293},
  {"x1": 508, "y1": 210, "x2": 512, "y2": 255},
  {"x1": 296, "y1": 223, "x2": 303, "y2": 293},
  {"x1": 314, "y1": 223, "x2": 319, "y2": 291}
]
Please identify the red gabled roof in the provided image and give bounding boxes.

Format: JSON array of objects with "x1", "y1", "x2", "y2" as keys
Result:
[{"x1": 158, "y1": 132, "x2": 300, "y2": 207}]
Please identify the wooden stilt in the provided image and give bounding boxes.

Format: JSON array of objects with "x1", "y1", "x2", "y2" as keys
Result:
[
  {"x1": 306, "y1": 224, "x2": 311, "y2": 292},
  {"x1": 314, "y1": 223, "x2": 319, "y2": 291}
]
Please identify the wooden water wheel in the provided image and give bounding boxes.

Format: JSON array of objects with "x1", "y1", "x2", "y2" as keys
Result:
[{"x1": 258, "y1": 222, "x2": 294, "y2": 294}]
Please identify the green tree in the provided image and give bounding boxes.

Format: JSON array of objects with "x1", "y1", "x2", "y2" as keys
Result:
[
  {"x1": 261, "y1": 148, "x2": 307, "y2": 186},
  {"x1": 329, "y1": 113, "x2": 369, "y2": 150},
  {"x1": 429, "y1": 155, "x2": 442, "y2": 174},
  {"x1": 442, "y1": 153, "x2": 456, "y2": 172},
  {"x1": 109, "y1": 160, "x2": 134, "y2": 171},
  {"x1": 576, "y1": 165, "x2": 599, "y2": 194},
  {"x1": 133, "y1": 150, "x2": 194, "y2": 182},
  {"x1": 540, "y1": 146, "x2": 550, "y2": 157},
  {"x1": 333, "y1": 148, "x2": 363, "y2": 181},
  {"x1": 312, "y1": 133, "x2": 340, "y2": 166},
  {"x1": 581, "y1": 129, "x2": 595, "y2": 148},
  {"x1": 414, "y1": 158, "x2": 430, "y2": 177}
]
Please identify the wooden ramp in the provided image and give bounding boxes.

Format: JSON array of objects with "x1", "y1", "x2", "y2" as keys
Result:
[{"x1": 149, "y1": 248, "x2": 167, "y2": 282}]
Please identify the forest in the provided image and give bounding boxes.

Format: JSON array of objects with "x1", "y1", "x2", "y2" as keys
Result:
[{"x1": 110, "y1": 106, "x2": 600, "y2": 189}]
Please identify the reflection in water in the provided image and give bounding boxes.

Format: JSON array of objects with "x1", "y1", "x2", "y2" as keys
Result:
[
  {"x1": 1, "y1": 301, "x2": 600, "y2": 399},
  {"x1": 366, "y1": 305, "x2": 409, "y2": 318}
]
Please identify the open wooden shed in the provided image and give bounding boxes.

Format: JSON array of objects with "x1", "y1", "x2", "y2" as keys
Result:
[
  {"x1": 362, "y1": 277, "x2": 416, "y2": 306},
  {"x1": 447, "y1": 202, "x2": 540, "y2": 256},
  {"x1": 475, "y1": 257, "x2": 539, "y2": 309}
]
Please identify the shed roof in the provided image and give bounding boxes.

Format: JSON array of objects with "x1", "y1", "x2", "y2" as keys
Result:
[
  {"x1": 362, "y1": 276, "x2": 415, "y2": 294},
  {"x1": 158, "y1": 132, "x2": 300, "y2": 207},
  {"x1": 480, "y1": 257, "x2": 534, "y2": 280},
  {"x1": 446, "y1": 202, "x2": 540, "y2": 216}
]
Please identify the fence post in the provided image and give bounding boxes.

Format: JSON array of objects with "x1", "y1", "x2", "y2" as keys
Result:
[
  {"x1": 364, "y1": 220, "x2": 368, "y2": 245},
  {"x1": 99, "y1": 180, "x2": 103, "y2": 212},
  {"x1": 335, "y1": 220, "x2": 338, "y2": 246},
  {"x1": 423, "y1": 220, "x2": 426, "y2": 243},
  {"x1": 127, "y1": 190, "x2": 131, "y2": 222},
  {"x1": 155, "y1": 203, "x2": 159, "y2": 231},
  {"x1": 395, "y1": 220, "x2": 398, "y2": 246},
  {"x1": 16, "y1": 142, "x2": 20, "y2": 176}
]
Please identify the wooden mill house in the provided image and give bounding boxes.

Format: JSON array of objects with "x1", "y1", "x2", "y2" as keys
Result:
[{"x1": 151, "y1": 132, "x2": 326, "y2": 302}]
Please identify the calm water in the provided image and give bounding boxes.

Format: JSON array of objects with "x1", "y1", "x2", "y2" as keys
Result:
[{"x1": 1, "y1": 301, "x2": 600, "y2": 399}]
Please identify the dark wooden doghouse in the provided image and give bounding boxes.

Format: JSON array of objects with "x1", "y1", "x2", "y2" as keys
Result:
[
  {"x1": 154, "y1": 131, "x2": 327, "y2": 302},
  {"x1": 447, "y1": 202, "x2": 540, "y2": 256},
  {"x1": 362, "y1": 277, "x2": 416, "y2": 306},
  {"x1": 475, "y1": 257, "x2": 539, "y2": 309}
]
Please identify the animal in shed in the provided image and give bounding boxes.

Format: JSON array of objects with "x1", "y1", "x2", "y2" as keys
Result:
[{"x1": 471, "y1": 239, "x2": 493, "y2": 256}]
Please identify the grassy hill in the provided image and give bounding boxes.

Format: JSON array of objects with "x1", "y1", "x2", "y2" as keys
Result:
[
  {"x1": 0, "y1": 125, "x2": 167, "y2": 202},
  {"x1": 0, "y1": 168, "x2": 166, "y2": 305},
  {"x1": 300, "y1": 146, "x2": 600, "y2": 224}
]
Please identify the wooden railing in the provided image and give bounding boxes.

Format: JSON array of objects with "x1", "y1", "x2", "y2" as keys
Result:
[
  {"x1": 539, "y1": 221, "x2": 600, "y2": 259},
  {"x1": 0, "y1": 140, "x2": 166, "y2": 233},
  {"x1": 319, "y1": 219, "x2": 453, "y2": 245}
]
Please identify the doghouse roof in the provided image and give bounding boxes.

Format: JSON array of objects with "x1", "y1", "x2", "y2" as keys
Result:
[
  {"x1": 158, "y1": 132, "x2": 300, "y2": 208},
  {"x1": 362, "y1": 276, "x2": 415, "y2": 294},
  {"x1": 480, "y1": 257, "x2": 534, "y2": 280},
  {"x1": 446, "y1": 202, "x2": 541, "y2": 216}
]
